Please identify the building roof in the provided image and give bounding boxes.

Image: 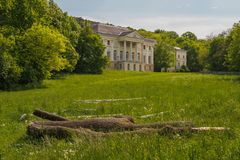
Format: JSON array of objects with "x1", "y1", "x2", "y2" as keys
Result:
[
  {"x1": 92, "y1": 23, "x2": 132, "y2": 36},
  {"x1": 92, "y1": 23, "x2": 156, "y2": 43},
  {"x1": 174, "y1": 47, "x2": 186, "y2": 51}
]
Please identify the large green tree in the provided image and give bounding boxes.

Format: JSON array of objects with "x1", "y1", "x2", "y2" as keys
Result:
[
  {"x1": 17, "y1": 24, "x2": 78, "y2": 84},
  {"x1": 48, "y1": 0, "x2": 81, "y2": 46},
  {"x1": 207, "y1": 34, "x2": 228, "y2": 71},
  {"x1": 0, "y1": 33, "x2": 22, "y2": 89},
  {"x1": 0, "y1": 0, "x2": 49, "y2": 29},
  {"x1": 181, "y1": 31, "x2": 198, "y2": 41},
  {"x1": 75, "y1": 24, "x2": 107, "y2": 74},
  {"x1": 154, "y1": 42, "x2": 175, "y2": 72},
  {"x1": 226, "y1": 22, "x2": 240, "y2": 71}
]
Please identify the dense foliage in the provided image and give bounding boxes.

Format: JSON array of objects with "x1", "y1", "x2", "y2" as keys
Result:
[
  {"x1": 138, "y1": 23, "x2": 240, "y2": 73},
  {"x1": 0, "y1": 0, "x2": 107, "y2": 90},
  {"x1": 138, "y1": 29, "x2": 208, "y2": 72},
  {"x1": 0, "y1": 33, "x2": 22, "y2": 89},
  {"x1": 17, "y1": 24, "x2": 78, "y2": 84},
  {"x1": 154, "y1": 42, "x2": 175, "y2": 72},
  {"x1": 205, "y1": 21, "x2": 240, "y2": 72}
]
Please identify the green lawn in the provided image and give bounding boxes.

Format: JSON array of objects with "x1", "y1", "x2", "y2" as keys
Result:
[{"x1": 1, "y1": 71, "x2": 240, "y2": 160}]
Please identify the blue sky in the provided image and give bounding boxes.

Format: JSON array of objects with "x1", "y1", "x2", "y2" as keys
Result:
[{"x1": 54, "y1": 0, "x2": 240, "y2": 39}]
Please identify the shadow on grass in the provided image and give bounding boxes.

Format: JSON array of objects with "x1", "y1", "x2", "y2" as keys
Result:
[{"x1": 201, "y1": 71, "x2": 240, "y2": 76}]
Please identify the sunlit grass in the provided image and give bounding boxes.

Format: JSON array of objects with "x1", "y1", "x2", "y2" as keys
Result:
[{"x1": 1, "y1": 70, "x2": 240, "y2": 159}]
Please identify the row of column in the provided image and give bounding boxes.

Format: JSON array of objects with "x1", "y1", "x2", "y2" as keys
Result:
[{"x1": 108, "y1": 41, "x2": 153, "y2": 64}]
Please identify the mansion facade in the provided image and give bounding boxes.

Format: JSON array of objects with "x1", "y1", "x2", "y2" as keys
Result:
[{"x1": 92, "y1": 23, "x2": 156, "y2": 72}]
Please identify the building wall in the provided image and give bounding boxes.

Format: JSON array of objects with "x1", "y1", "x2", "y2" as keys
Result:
[
  {"x1": 101, "y1": 34, "x2": 155, "y2": 72},
  {"x1": 163, "y1": 48, "x2": 187, "y2": 72},
  {"x1": 176, "y1": 49, "x2": 187, "y2": 70}
]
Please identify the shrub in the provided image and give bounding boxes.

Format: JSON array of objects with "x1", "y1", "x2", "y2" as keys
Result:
[{"x1": 179, "y1": 65, "x2": 190, "y2": 72}]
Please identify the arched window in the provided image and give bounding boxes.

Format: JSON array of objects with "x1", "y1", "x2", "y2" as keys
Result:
[
  {"x1": 133, "y1": 64, "x2": 136, "y2": 71},
  {"x1": 119, "y1": 64, "x2": 122, "y2": 69}
]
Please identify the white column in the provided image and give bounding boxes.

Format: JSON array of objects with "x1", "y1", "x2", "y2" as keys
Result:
[
  {"x1": 151, "y1": 50, "x2": 154, "y2": 65},
  {"x1": 123, "y1": 41, "x2": 127, "y2": 61},
  {"x1": 109, "y1": 41, "x2": 113, "y2": 61},
  {"x1": 130, "y1": 42, "x2": 133, "y2": 61}
]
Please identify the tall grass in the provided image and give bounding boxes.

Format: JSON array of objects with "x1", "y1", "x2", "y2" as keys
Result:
[{"x1": 0, "y1": 71, "x2": 240, "y2": 159}]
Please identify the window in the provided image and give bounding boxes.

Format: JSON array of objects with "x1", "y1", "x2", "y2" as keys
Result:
[
  {"x1": 126, "y1": 52, "x2": 129, "y2": 61},
  {"x1": 119, "y1": 64, "x2": 122, "y2": 69},
  {"x1": 178, "y1": 62, "x2": 180, "y2": 67},
  {"x1": 107, "y1": 40, "x2": 111, "y2": 45},
  {"x1": 178, "y1": 55, "x2": 180, "y2": 59},
  {"x1": 132, "y1": 52, "x2": 135, "y2": 61},
  {"x1": 143, "y1": 56, "x2": 146, "y2": 63},
  {"x1": 128, "y1": 64, "x2": 130, "y2": 70},
  {"x1": 114, "y1": 50, "x2": 117, "y2": 60},
  {"x1": 133, "y1": 64, "x2": 136, "y2": 71},
  {"x1": 137, "y1": 53, "x2": 140, "y2": 62},
  {"x1": 148, "y1": 56, "x2": 151, "y2": 64},
  {"x1": 149, "y1": 46, "x2": 151, "y2": 50},
  {"x1": 183, "y1": 55, "x2": 185, "y2": 59},
  {"x1": 120, "y1": 51, "x2": 123, "y2": 60},
  {"x1": 139, "y1": 65, "x2": 142, "y2": 71},
  {"x1": 143, "y1": 45, "x2": 146, "y2": 50}
]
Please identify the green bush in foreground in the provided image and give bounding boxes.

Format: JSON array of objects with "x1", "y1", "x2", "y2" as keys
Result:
[{"x1": 17, "y1": 24, "x2": 78, "y2": 84}]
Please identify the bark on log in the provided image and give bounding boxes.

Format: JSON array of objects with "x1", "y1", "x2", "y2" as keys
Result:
[
  {"x1": 27, "y1": 123, "x2": 191, "y2": 138},
  {"x1": 33, "y1": 109, "x2": 69, "y2": 121},
  {"x1": 30, "y1": 119, "x2": 194, "y2": 132},
  {"x1": 27, "y1": 123, "x2": 230, "y2": 139},
  {"x1": 33, "y1": 109, "x2": 134, "y2": 123},
  {"x1": 27, "y1": 109, "x2": 230, "y2": 139}
]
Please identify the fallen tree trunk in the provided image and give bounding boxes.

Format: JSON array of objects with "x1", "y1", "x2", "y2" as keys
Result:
[
  {"x1": 27, "y1": 123, "x2": 230, "y2": 139},
  {"x1": 27, "y1": 109, "x2": 230, "y2": 139},
  {"x1": 30, "y1": 119, "x2": 194, "y2": 132},
  {"x1": 33, "y1": 109, "x2": 69, "y2": 121}
]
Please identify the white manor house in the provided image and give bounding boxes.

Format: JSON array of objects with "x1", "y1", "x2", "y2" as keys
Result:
[
  {"x1": 92, "y1": 23, "x2": 187, "y2": 72},
  {"x1": 92, "y1": 23, "x2": 156, "y2": 72}
]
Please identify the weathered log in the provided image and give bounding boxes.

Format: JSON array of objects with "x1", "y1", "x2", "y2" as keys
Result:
[
  {"x1": 30, "y1": 119, "x2": 194, "y2": 132},
  {"x1": 33, "y1": 109, "x2": 134, "y2": 123},
  {"x1": 27, "y1": 109, "x2": 230, "y2": 139},
  {"x1": 27, "y1": 122, "x2": 103, "y2": 139},
  {"x1": 27, "y1": 123, "x2": 230, "y2": 139},
  {"x1": 33, "y1": 109, "x2": 69, "y2": 121},
  {"x1": 27, "y1": 123, "x2": 191, "y2": 139}
]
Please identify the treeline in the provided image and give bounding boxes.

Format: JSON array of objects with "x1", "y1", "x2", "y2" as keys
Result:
[
  {"x1": 0, "y1": 0, "x2": 107, "y2": 90},
  {"x1": 137, "y1": 22, "x2": 240, "y2": 73}
]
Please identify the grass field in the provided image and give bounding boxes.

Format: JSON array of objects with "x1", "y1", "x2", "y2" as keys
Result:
[{"x1": 1, "y1": 71, "x2": 240, "y2": 160}]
